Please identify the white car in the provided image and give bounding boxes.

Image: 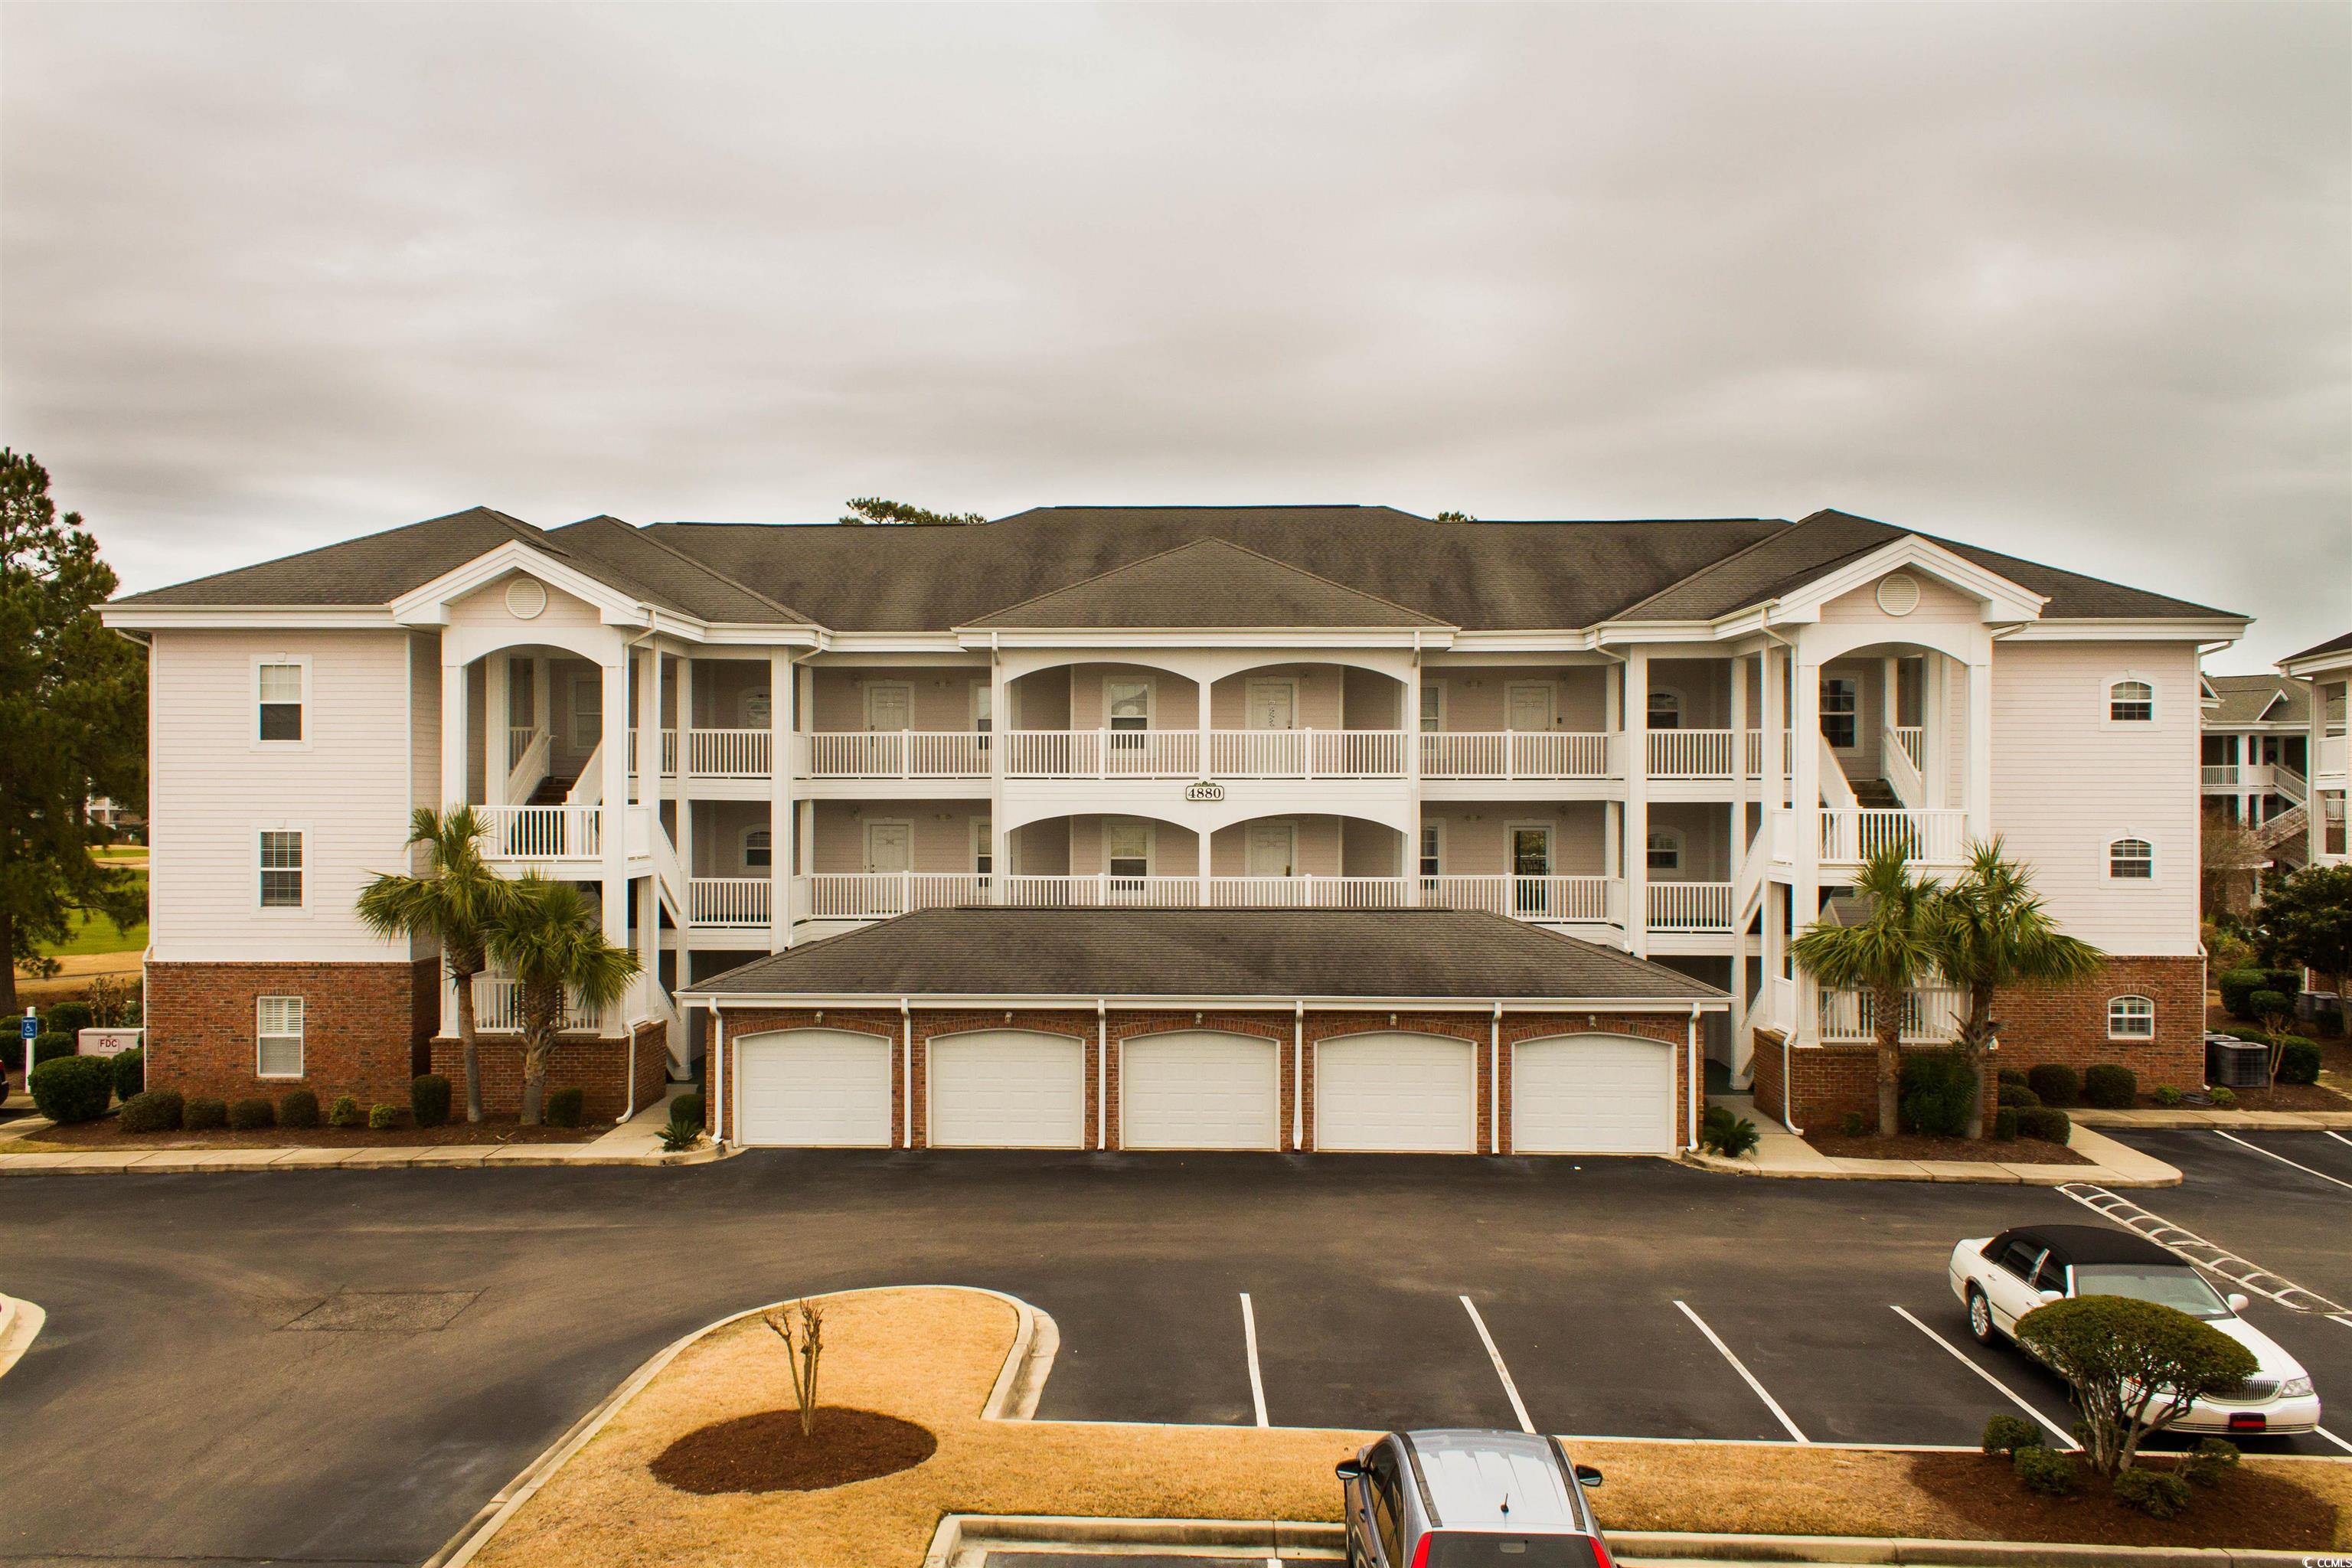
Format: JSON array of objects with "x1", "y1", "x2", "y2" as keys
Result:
[{"x1": 1948, "y1": 1223, "x2": 2321, "y2": 1436}]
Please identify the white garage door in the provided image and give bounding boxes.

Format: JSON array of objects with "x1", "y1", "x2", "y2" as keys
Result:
[
  {"x1": 929, "y1": 1031, "x2": 1086, "y2": 1148},
  {"x1": 1512, "y1": 1034, "x2": 1675, "y2": 1155},
  {"x1": 1122, "y1": 1031, "x2": 1281, "y2": 1151},
  {"x1": 1316, "y1": 1033, "x2": 1476, "y2": 1153},
  {"x1": 735, "y1": 1029, "x2": 893, "y2": 1148}
]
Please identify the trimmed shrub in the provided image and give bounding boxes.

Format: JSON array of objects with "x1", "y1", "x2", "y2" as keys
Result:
[
  {"x1": 1900, "y1": 1047, "x2": 1978, "y2": 1138},
  {"x1": 2277, "y1": 1038, "x2": 2323, "y2": 1086},
  {"x1": 1840, "y1": 1110, "x2": 1866, "y2": 1137},
  {"x1": 2152, "y1": 1085, "x2": 2185, "y2": 1108},
  {"x1": 2263, "y1": 967, "x2": 2305, "y2": 998},
  {"x1": 28, "y1": 1056, "x2": 113, "y2": 1122},
  {"x1": 545, "y1": 1086, "x2": 585, "y2": 1129},
  {"x1": 2218, "y1": 968, "x2": 2267, "y2": 1019},
  {"x1": 2001, "y1": 1083, "x2": 2042, "y2": 1109},
  {"x1": 2210, "y1": 1086, "x2": 2238, "y2": 1109},
  {"x1": 2186, "y1": 1437, "x2": 2239, "y2": 1487},
  {"x1": 31, "y1": 1031, "x2": 75, "y2": 1066},
  {"x1": 2222, "y1": 1027, "x2": 2273, "y2": 1045},
  {"x1": 2082, "y1": 1063, "x2": 2138, "y2": 1109},
  {"x1": 42, "y1": 1000, "x2": 93, "y2": 1036},
  {"x1": 118, "y1": 1088, "x2": 184, "y2": 1133},
  {"x1": 669, "y1": 1090, "x2": 705, "y2": 1132},
  {"x1": 279, "y1": 1088, "x2": 320, "y2": 1129},
  {"x1": 2016, "y1": 1106, "x2": 2072, "y2": 1146},
  {"x1": 1992, "y1": 1107, "x2": 2019, "y2": 1142},
  {"x1": 2249, "y1": 989, "x2": 2292, "y2": 1024},
  {"x1": 227, "y1": 1096, "x2": 274, "y2": 1131},
  {"x1": 2013, "y1": 1444, "x2": 2079, "y2": 1495},
  {"x1": 184, "y1": 1095, "x2": 228, "y2": 1131},
  {"x1": 2026, "y1": 1063, "x2": 2081, "y2": 1108},
  {"x1": 367, "y1": 1103, "x2": 400, "y2": 1131},
  {"x1": 1997, "y1": 1067, "x2": 2029, "y2": 1090},
  {"x1": 411, "y1": 1073, "x2": 452, "y2": 1129},
  {"x1": 1981, "y1": 1413, "x2": 2040, "y2": 1455},
  {"x1": 2112, "y1": 1466, "x2": 2191, "y2": 1519},
  {"x1": 327, "y1": 1094, "x2": 363, "y2": 1129},
  {"x1": 112, "y1": 1047, "x2": 144, "y2": 1103}
]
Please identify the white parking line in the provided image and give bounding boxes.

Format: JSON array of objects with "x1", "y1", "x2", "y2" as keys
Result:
[
  {"x1": 1238, "y1": 1292, "x2": 1269, "y2": 1428},
  {"x1": 2318, "y1": 1426, "x2": 2352, "y2": 1456},
  {"x1": 1459, "y1": 1295, "x2": 1536, "y2": 1436},
  {"x1": 1673, "y1": 1299, "x2": 1807, "y2": 1444},
  {"x1": 2214, "y1": 1129, "x2": 2352, "y2": 1193},
  {"x1": 2328, "y1": 1131, "x2": 2352, "y2": 1152},
  {"x1": 1889, "y1": 1304, "x2": 2078, "y2": 1450}
]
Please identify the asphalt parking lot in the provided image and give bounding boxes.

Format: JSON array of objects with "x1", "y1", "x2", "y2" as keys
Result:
[{"x1": 1, "y1": 1134, "x2": 2345, "y2": 1567}]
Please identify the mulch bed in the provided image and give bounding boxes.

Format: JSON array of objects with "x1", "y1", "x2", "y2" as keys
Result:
[
  {"x1": 2203, "y1": 1082, "x2": 2350, "y2": 1112},
  {"x1": 1804, "y1": 1130, "x2": 2090, "y2": 1165},
  {"x1": 1907, "y1": 1452, "x2": 2337, "y2": 1550},
  {"x1": 23, "y1": 1113, "x2": 601, "y2": 1149},
  {"x1": 649, "y1": 1406, "x2": 936, "y2": 1494}
]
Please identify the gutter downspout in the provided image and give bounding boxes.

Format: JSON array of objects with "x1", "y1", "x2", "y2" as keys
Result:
[
  {"x1": 622, "y1": 1021, "x2": 636, "y2": 1125},
  {"x1": 1687, "y1": 1003, "x2": 1701, "y2": 1152},
  {"x1": 710, "y1": 1004, "x2": 725, "y2": 1148},
  {"x1": 901, "y1": 997, "x2": 914, "y2": 1149},
  {"x1": 1293, "y1": 998, "x2": 1305, "y2": 1152},
  {"x1": 1782, "y1": 1030, "x2": 1803, "y2": 1138},
  {"x1": 1096, "y1": 998, "x2": 1109, "y2": 1151},
  {"x1": 1490, "y1": 1001, "x2": 1503, "y2": 1155}
]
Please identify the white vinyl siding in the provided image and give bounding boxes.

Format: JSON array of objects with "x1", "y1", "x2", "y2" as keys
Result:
[{"x1": 256, "y1": 996, "x2": 304, "y2": 1078}]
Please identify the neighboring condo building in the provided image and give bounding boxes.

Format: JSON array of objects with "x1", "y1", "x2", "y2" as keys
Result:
[
  {"x1": 2279, "y1": 632, "x2": 2352, "y2": 871},
  {"x1": 102, "y1": 504, "x2": 2243, "y2": 1147},
  {"x1": 2198, "y1": 673, "x2": 2311, "y2": 830}
]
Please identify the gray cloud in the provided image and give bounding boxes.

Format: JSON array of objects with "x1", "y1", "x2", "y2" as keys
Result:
[{"x1": 4, "y1": 2, "x2": 2344, "y2": 665}]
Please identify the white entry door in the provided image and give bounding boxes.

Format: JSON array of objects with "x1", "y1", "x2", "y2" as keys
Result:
[
  {"x1": 735, "y1": 1030, "x2": 892, "y2": 1147},
  {"x1": 929, "y1": 1031, "x2": 1086, "y2": 1148},
  {"x1": 1315, "y1": 1033, "x2": 1476, "y2": 1153},
  {"x1": 1122, "y1": 1031, "x2": 1281, "y2": 1150},
  {"x1": 866, "y1": 682, "x2": 912, "y2": 730},
  {"x1": 1506, "y1": 682, "x2": 1553, "y2": 730},
  {"x1": 864, "y1": 820, "x2": 911, "y2": 873},
  {"x1": 1247, "y1": 822, "x2": 1297, "y2": 877},
  {"x1": 1247, "y1": 679, "x2": 1297, "y2": 730},
  {"x1": 1511, "y1": 1034, "x2": 1676, "y2": 1155}
]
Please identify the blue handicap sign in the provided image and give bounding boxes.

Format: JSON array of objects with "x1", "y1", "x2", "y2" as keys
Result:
[{"x1": 18, "y1": 1015, "x2": 34, "y2": 1041}]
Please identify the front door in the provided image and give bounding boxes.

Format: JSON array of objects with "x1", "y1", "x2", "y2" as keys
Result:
[
  {"x1": 1506, "y1": 682, "x2": 1553, "y2": 731},
  {"x1": 1511, "y1": 825, "x2": 1551, "y2": 915},
  {"x1": 1248, "y1": 822, "x2": 1297, "y2": 877},
  {"x1": 1247, "y1": 679, "x2": 1296, "y2": 730},
  {"x1": 864, "y1": 820, "x2": 910, "y2": 874},
  {"x1": 865, "y1": 683, "x2": 912, "y2": 731}
]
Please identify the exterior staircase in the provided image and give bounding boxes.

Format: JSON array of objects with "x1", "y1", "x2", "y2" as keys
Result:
[{"x1": 1849, "y1": 777, "x2": 1903, "y2": 811}]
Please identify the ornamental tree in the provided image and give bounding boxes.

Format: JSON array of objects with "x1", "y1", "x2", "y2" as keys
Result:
[
  {"x1": 2015, "y1": 1295, "x2": 2256, "y2": 1477},
  {"x1": 2252, "y1": 864, "x2": 2352, "y2": 1008},
  {"x1": 1792, "y1": 844, "x2": 1944, "y2": 1136}
]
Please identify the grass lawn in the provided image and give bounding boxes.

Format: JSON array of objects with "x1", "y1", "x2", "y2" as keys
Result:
[{"x1": 37, "y1": 871, "x2": 146, "y2": 958}]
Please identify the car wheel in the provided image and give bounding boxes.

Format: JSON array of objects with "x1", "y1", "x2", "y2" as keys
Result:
[{"x1": 1967, "y1": 1286, "x2": 1996, "y2": 1344}]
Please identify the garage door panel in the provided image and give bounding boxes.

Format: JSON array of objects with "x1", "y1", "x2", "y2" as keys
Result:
[
  {"x1": 1123, "y1": 1031, "x2": 1280, "y2": 1151},
  {"x1": 930, "y1": 1031, "x2": 1086, "y2": 1148},
  {"x1": 737, "y1": 1029, "x2": 893, "y2": 1148},
  {"x1": 1316, "y1": 1033, "x2": 1475, "y2": 1153},
  {"x1": 1512, "y1": 1033, "x2": 1674, "y2": 1155}
]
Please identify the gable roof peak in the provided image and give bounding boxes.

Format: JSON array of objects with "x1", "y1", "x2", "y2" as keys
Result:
[{"x1": 963, "y1": 534, "x2": 1451, "y2": 629}]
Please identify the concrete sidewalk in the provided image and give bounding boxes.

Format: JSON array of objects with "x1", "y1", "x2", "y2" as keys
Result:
[
  {"x1": 1686, "y1": 1095, "x2": 2180, "y2": 1187},
  {"x1": 0, "y1": 1082, "x2": 730, "y2": 1174}
]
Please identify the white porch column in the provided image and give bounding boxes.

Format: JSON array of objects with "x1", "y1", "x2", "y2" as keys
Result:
[
  {"x1": 675, "y1": 655, "x2": 694, "y2": 887},
  {"x1": 990, "y1": 658, "x2": 1010, "y2": 903},
  {"x1": 440, "y1": 653, "x2": 469, "y2": 811},
  {"x1": 1965, "y1": 652, "x2": 1994, "y2": 846},
  {"x1": 769, "y1": 648, "x2": 793, "y2": 949},
  {"x1": 1727, "y1": 652, "x2": 1749, "y2": 880},
  {"x1": 1789, "y1": 641, "x2": 1823, "y2": 1047},
  {"x1": 1623, "y1": 647, "x2": 1650, "y2": 956},
  {"x1": 635, "y1": 643, "x2": 658, "y2": 808},
  {"x1": 532, "y1": 657, "x2": 553, "y2": 753},
  {"x1": 600, "y1": 652, "x2": 629, "y2": 943},
  {"x1": 485, "y1": 654, "x2": 511, "y2": 804},
  {"x1": 1762, "y1": 643, "x2": 1786, "y2": 812}
]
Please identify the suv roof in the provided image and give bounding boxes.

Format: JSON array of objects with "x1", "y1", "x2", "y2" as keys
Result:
[{"x1": 1404, "y1": 1429, "x2": 1581, "y2": 1530}]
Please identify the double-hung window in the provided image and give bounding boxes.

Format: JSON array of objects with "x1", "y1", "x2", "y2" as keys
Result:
[
  {"x1": 1821, "y1": 677, "x2": 1858, "y2": 749},
  {"x1": 1647, "y1": 691, "x2": 1682, "y2": 731},
  {"x1": 1419, "y1": 683, "x2": 1443, "y2": 734},
  {"x1": 1105, "y1": 818, "x2": 1150, "y2": 880},
  {"x1": 259, "y1": 830, "x2": 305, "y2": 907},
  {"x1": 1419, "y1": 823, "x2": 1443, "y2": 879},
  {"x1": 2109, "y1": 838, "x2": 2154, "y2": 880},
  {"x1": 257, "y1": 662, "x2": 305, "y2": 742},
  {"x1": 2109, "y1": 680, "x2": 2154, "y2": 722},
  {"x1": 256, "y1": 996, "x2": 305, "y2": 1078},
  {"x1": 1647, "y1": 829, "x2": 1681, "y2": 872}
]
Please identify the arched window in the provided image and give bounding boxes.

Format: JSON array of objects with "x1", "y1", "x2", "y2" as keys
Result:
[
  {"x1": 2109, "y1": 838, "x2": 2154, "y2": 880},
  {"x1": 1645, "y1": 829, "x2": 1682, "y2": 872},
  {"x1": 1646, "y1": 690, "x2": 1682, "y2": 731},
  {"x1": 2107, "y1": 995, "x2": 2155, "y2": 1040},
  {"x1": 2109, "y1": 680, "x2": 2154, "y2": 722}
]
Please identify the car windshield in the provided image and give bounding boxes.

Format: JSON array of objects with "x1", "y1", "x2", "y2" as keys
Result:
[
  {"x1": 1425, "y1": 1534, "x2": 1602, "y2": 1568},
  {"x1": 2072, "y1": 1264, "x2": 2231, "y2": 1319}
]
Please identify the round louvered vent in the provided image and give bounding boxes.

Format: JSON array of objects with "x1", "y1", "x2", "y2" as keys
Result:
[
  {"x1": 505, "y1": 577, "x2": 548, "y2": 619},
  {"x1": 1876, "y1": 573, "x2": 1922, "y2": 616}
]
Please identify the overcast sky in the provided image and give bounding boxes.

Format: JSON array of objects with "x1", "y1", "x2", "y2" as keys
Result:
[{"x1": 4, "y1": 3, "x2": 2345, "y2": 668}]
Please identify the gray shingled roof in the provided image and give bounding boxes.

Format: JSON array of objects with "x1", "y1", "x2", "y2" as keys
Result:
[
  {"x1": 2205, "y1": 675, "x2": 2311, "y2": 727},
  {"x1": 964, "y1": 538, "x2": 1449, "y2": 629},
  {"x1": 685, "y1": 906, "x2": 1726, "y2": 1001},
  {"x1": 2285, "y1": 629, "x2": 2352, "y2": 665},
  {"x1": 1614, "y1": 509, "x2": 2238, "y2": 623},
  {"x1": 544, "y1": 517, "x2": 808, "y2": 624}
]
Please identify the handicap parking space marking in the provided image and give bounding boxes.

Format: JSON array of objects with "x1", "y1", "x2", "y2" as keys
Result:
[
  {"x1": 1889, "y1": 1303, "x2": 2079, "y2": 1449},
  {"x1": 1459, "y1": 1295, "x2": 1536, "y2": 1435},
  {"x1": 2056, "y1": 1183, "x2": 2352, "y2": 1318},
  {"x1": 1673, "y1": 1299, "x2": 1807, "y2": 1443},
  {"x1": 1238, "y1": 1292, "x2": 1269, "y2": 1428},
  {"x1": 2212, "y1": 1129, "x2": 2352, "y2": 1194}
]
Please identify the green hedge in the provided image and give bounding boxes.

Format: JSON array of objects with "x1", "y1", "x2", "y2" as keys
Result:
[
  {"x1": 2218, "y1": 968, "x2": 2268, "y2": 1019},
  {"x1": 2026, "y1": 1063, "x2": 2080, "y2": 1107},
  {"x1": 2016, "y1": 1106, "x2": 2072, "y2": 1146},
  {"x1": 411, "y1": 1074, "x2": 452, "y2": 1129},
  {"x1": 29, "y1": 1056, "x2": 115, "y2": 1122},
  {"x1": 184, "y1": 1095, "x2": 228, "y2": 1131},
  {"x1": 111, "y1": 1048, "x2": 144, "y2": 1103},
  {"x1": 119, "y1": 1089, "x2": 185, "y2": 1133},
  {"x1": 227, "y1": 1097, "x2": 274, "y2": 1131},
  {"x1": 41, "y1": 1001, "x2": 93, "y2": 1036},
  {"x1": 279, "y1": 1088, "x2": 320, "y2": 1129},
  {"x1": 1900, "y1": 1048, "x2": 1978, "y2": 1137},
  {"x1": 2082, "y1": 1063, "x2": 2138, "y2": 1109},
  {"x1": 367, "y1": 1103, "x2": 400, "y2": 1131},
  {"x1": 2278, "y1": 1038, "x2": 2323, "y2": 1085},
  {"x1": 31, "y1": 1032, "x2": 75, "y2": 1067},
  {"x1": 546, "y1": 1086, "x2": 585, "y2": 1129}
]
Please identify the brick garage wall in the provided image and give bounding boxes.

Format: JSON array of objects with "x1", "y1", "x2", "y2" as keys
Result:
[
  {"x1": 1991, "y1": 956, "x2": 2205, "y2": 1093},
  {"x1": 427, "y1": 1019, "x2": 665, "y2": 1125},
  {"x1": 145, "y1": 959, "x2": 433, "y2": 1106}
]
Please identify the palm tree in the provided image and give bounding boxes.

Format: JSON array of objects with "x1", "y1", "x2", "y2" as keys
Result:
[
  {"x1": 356, "y1": 806, "x2": 512, "y2": 1124},
  {"x1": 1933, "y1": 838, "x2": 2106, "y2": 1139},
  {"x1": 1792, "y1": 844, "x2": 1945, "y2": 1137},
  {"x1": 484, "y1": 877, "x2": 640, "y2": 1125}
]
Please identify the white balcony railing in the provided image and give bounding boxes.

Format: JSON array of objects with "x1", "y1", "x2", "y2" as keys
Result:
[
  {"x1": 806, "y1": 732, "x2": 989, "y2": 779},
  {"x1": 997, "y1": 729, "x2": 1410, "y2": 779},
  {"x1": 507, "y1": 726, "x2": 538, "y2": 769},
  {"x1": 1816, "y1": 985, "x2": 1966, "y2": 1045},
  {"x1": 2202, "y1": 763, "x2": 2243, "y2": 789},
  {"x1": 685, "y1": 729, "x2": 773, "y2": 778},
  {"x1": 1420, "y1": 732, "x2": 1613, "y2": 780},
  {"x1": 789, "y1": 873, "x2": 1626, "y2": 924},
  {"x1": 1004, "y1": 730, "x2": 1197, "y2": 779},
  {"x1": 1204, "y1": 730, "x2": 1406, "y2": 779},
  {"x1": 2321, "y1": 734, "x2": 2349, "y2": 781},
  {"x1": 998, "y1": 874, "x2": 1416, "y2": 910},
  {"x1": 1891, "y1": 727, "x2": 1925, "y2": 772},
  {"x1": 1819, "y1": 807, "x2": 1967, "y2": 864},
  {"x1": 798, "y1": 871, "x2": 991, "y2": 920},
  {"x1": 2275, "y1": 762, "x2": 2306, "y2": 804},
  {"x1": 1646, "y1": 881, "x2": 1734, "y2": 932},
  {"x1": 1648, "y1": 729, "x2": 1736, "y2": 779},
  {"x1": 688, "y1": 877, "x2": 772, "y2": 928},
  {"x1": 479, "y1": 804, "x2": 603, "y2": 859},
  {"x1": 1420, "y1": 874, "x2": 1620, "y2": 923},
  {"x1": 471, "y1": 976, "x2": 612, "y2": 1036}
]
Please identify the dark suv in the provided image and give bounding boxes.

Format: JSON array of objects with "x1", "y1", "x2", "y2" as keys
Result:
[{"x1": 1335, "y1": 1428, "x2": 1612, "y2": 1566}]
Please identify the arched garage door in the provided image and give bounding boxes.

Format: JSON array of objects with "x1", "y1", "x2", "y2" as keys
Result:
[
  {"x1": 929, "y1": 1031, "x2": 1086, "y2": 1148},
  {"x1": 735, "y1": 1029, "x2": 893, "y2": 1148},
  {"x1": 1512, "y1": 1033, "x2": 1676, "y2": 1155},
  {"x1": 1122, "y1": 1031, "x2": 1281, "y2": 1151},
  {"x1": 1315, "y1": 1033, "x2": 1476, "y2": 1153}
]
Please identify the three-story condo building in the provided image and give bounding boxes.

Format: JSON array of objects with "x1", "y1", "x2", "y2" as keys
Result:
[
  {"x1": 103, "y1": 505, "x2": 2242, "y2": 1149},
  {"x1": 2280, "y1": 632, "x2": 2352, "y2": 871}
]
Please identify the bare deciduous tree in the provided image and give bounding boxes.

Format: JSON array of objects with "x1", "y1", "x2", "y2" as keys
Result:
[{"x1": 763, "y1": 1301, "x2": 825, "y2": 1437}]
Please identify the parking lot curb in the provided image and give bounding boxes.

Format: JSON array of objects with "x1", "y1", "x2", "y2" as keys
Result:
[
  {"x1": 1678, "y1": 1145, "x2": 2180, "y2": 1188},
  {"x1": 0, "y1": 1142, "x2": 740, "y2": 1174},
  {"x1": 2071, "y1": 1108, "x2": 2352, "y2": 1130}
]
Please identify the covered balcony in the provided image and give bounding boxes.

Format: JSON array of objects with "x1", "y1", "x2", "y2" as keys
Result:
[{"x1": 995, "y1": 659, "x2": 1411, "y2": 781}]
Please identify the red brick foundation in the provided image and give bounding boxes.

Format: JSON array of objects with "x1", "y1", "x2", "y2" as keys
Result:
[
  {"x1": 145, "y1": 959, "x2": 435, "y2": 1106},
  {"x1": 427, "y1": 1018, "x2": 667, "y2": 1125}
]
